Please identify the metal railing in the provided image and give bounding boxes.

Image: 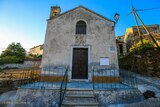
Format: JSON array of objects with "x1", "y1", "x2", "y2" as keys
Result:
[
  {"x1": 59, "y1": 67, "x2": 68, "y2": 107},
  {"x1": 92, "y1": 68, "x2": 137, "y2": 90},
  {"x1": 0, "y1": 66, "x2": 69, "y2": 106},
  {"x1": 0, "y1": 66, "x2": 68, "y2": 88},
  {"x1": 92, "y1": 68, "x2": 141, "y2": 105},
  {"x1": 119, "y1": 69, "x2": 137, "y2": 88},
  {"x1": 0, "y1": 68, "x2": 40, "y2": 85},
  {"x1": 14, "y1": 66, "x2": 68, "y2": 89},
  {"x1": 93, "y1": 68, "x2": 120, "y2": 90}
]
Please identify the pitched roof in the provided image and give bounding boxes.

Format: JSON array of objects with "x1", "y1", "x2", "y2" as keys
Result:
[
  {"x1": 130, "y1": 24, "x2": 159, "y2": 28},
  {"x1": 30, "y1": 44, "x2": 43, "y2": 50},
  {"x1": 48, "y1": 5, "x2": 115, "y2": 23}
]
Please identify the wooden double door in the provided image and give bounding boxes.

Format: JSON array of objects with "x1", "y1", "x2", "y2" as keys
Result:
[{"x1": 72, "y1": 48, "x2": 88, "y2": 79}]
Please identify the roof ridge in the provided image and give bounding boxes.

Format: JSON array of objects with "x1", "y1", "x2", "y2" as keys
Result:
[{"x1": 48, "y1": 5, "x2": 114, "y2": 23}]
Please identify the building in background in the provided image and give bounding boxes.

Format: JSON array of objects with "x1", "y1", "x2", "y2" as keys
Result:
[
  {"x1": 28, "y1": 44, "x2": 43, "y2": 55},
  {"x1": 116, "y1": 35, "x2": 127, "y2": 56},
  {"x1": 124, "y1": 24, "x2": 160, "y2": 51}
]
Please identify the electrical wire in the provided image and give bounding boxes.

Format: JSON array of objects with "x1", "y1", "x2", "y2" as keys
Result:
[
  {"x1": 136, "y1": 7, "x2": 160, "y2": 12},
  {"x1": 115, "y1": 12, "x2": 132, "y2": 28},
  {"x1": 119, "y1": 6, "x2": 160, "y2": 22},
  {"x1": 115, "y1": 6, "x2": 160, "y2": 28}
]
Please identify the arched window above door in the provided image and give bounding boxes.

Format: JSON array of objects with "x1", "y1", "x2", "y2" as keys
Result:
[{"x1": 76, "y1": 21, "x2": 86, "y2": 34}]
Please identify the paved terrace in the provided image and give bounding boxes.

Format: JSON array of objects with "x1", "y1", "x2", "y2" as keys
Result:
[{"x1": 19, "y1": 81, "x2": 135, "y2": 90}]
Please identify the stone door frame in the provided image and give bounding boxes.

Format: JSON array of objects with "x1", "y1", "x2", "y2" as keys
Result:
[{"x1": 69, "y1": 45, "x2": 91, "y2": 81}]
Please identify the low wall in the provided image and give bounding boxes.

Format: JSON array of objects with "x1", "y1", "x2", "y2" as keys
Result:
[
  {"x1": 0, "y1": 79, "x2": 32, "y2": 94},
  {"x1": 93, "y1": 76, "x2": 120, "y2": 83},
  {"x1": 40, "y1": 76, "x2": 66, "y2": 82},
  {"x1": 94, "y1": 89, "x2": 144, "y2": 106},
  {"x1": 125, "y1": 98, "x2": 160, "y2": 107},
  {"x1": 14, "y1": 88, "x2": 144, "y2": 107},
  {"x1": 0, "y1": 60, "x2": 41, "y2": 69},
  {"x1": 119, "y1": 48, "x2": 160, "y2": 77},
  {"x1": 0, "y1": 64, "x2": 32, "y2": 69},
  {"x1": 16, "y1": 88, "x2": 60, "y2": 107}
]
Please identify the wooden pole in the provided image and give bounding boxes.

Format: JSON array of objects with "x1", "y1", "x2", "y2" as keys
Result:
[
  {"x1": 132, "y1": 6, "x2": 144, "y2": 46},
  {"x1": 133, "y1": 8, "x2": 159, "y2": 48}
]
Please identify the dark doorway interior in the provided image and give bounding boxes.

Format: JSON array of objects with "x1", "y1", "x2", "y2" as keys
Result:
[
  {"x1": 72, "y1": 48, "x2": 88, "y2": 79},
  {"x1": 119, "y1": 44, "x2": 123, "y2": 54}
]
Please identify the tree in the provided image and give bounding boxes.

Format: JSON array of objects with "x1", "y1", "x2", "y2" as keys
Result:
[{"x1": 0, "y1": 42, "x2": 26, "y2": 64}]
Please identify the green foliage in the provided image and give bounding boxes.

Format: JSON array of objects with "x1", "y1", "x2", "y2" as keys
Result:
[
  {"x1": 26, "y1": 54, "x2": 42, "y2": 60},
  {"x1": 119, "y1": 52, "x2": 133, "y2": 70},
  {"x1": 0, "y1": 60, "x2": 4, "y2": 65},
  {"x1": 0, "y1": 56, "x2": 23, "y2": 63},
  {"x1": 0, "y1": 42, "x2": 26, "y2": 64},
  {"x1": 129, "y1": 39, "x2": 153, "y2": 52}
]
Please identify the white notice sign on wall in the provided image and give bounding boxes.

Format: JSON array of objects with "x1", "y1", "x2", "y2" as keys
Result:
[{"x1": 100, "y1": 57, "x2": 109, "y2": 66}]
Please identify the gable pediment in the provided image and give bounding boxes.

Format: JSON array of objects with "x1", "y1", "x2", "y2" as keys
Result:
[{"x1": 48, "y1": 6, "x2": 114, "y2": 24}]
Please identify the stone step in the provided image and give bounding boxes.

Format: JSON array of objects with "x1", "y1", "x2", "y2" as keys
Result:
[
  {"x1": 62, "y1": 105, "x2": 98, "y2": 107},
  {"x1": 62, "y1": 102, "x2": 99, "y2": 106},
  {"x1": 64, "y1": 97, "x2": 96, "y2": 102},
  {"x1": 66, "y1": 88, "x2": 93, "y2": 95},
  {"x1": 62, "y1": 106, "x2": 98, "y2": 107},
  {"x1": 66, "y1": 91, "x2": 93, "y2": 95},
  {"x1": 62, "y1": 88, "x2": 99, "y2": 107},
  {"x1": 67, "y1": 88, "x2": 93, "y2": 91},
  {"x1": 66, "y1": 94, "x2": 95, "y2": 98}
]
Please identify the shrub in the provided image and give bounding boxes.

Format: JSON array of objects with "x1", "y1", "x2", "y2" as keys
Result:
[{"x1": 0, "y1": 42, "x2": 26, "y2": 64}]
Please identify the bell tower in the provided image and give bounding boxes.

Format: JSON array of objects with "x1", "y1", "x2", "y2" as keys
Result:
[{"x1": 50, "y1": 6, "x2": 61, "y2": 19}]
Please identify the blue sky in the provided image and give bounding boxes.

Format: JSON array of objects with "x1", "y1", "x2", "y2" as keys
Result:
[{"x1": 0, "y1": 0, "x2": 160, "y2": 53}]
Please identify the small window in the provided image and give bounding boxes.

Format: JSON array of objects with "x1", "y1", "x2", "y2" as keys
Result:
[
  {"x1": 76, "y1": 21, "x2": 86, "y2": 34},
  {"x1": 112, "y1": 26, "x2": 114, "y2": 31}
]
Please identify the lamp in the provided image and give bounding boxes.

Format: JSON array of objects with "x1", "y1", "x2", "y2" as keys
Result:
[{"x1": 114, "y1": 13, "x2": 120, "y2": 23}]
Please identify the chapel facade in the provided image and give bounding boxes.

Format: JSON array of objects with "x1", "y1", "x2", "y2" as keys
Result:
[{"x1": 42, "y1": 6, "x2": 119, "y2": 81}]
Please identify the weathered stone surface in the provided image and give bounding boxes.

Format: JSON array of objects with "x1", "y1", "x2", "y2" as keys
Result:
[
  {"x1": 0, "y1": 63, "x2": 39, "y2": 69},
  {"x1": 16, "y1": 88, "x2": 60, "y2": 107},
  {"x1": 94, "y1": 89, "x2": 144, "y2": 107},
  {"x1": 125, "y1": 98, "x2": 160, "y2": 107},
  {"x1": 0, "y1": 80, "x2": 14, "y2": 94},
  {"x1": 119, "y1": 48, "x2": 160, "y2": 78}
]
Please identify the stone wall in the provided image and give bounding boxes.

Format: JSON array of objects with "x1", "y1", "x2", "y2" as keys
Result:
[
  {"x1": 94, "y1": 89, "x2": 144, "y2": 107},
  {"x1": 125, "y1": 98, "x2": 160, "y2": 107},
  {"x1": 42, "y1": 6, "x2": 119, "y2": 69},
  {"x1": 0, "y1": 64, "x2": 31, "y2": 69},
  {"x1": 15, "y1": 88, "x2": 144, "y2": 107},
  {"x1": 0, "y1": 79, "x2": 32, "y2": 94},
  {"x1": 0, "y1": 60, "x2": 41, "y2": 69},
  {"x1": 119, "y1": 48, "x2": 160, "y2": 77},
  {"x1": 16, "y1": 88, "x2": 60, "y2": 107},
  {"x1": 140, "y1": 49, "x2": 160, "y2": 77},
  {"x1": 0, "y1": 80, "x2": 14, "y2": 94}
]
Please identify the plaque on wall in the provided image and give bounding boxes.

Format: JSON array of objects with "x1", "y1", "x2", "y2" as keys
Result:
[
  {"x1": 110, "y1": 46, "x2": 115, "y2": 52},
  {"x1": 100, "y1": 57, "x2": 109, "y2": 66}
]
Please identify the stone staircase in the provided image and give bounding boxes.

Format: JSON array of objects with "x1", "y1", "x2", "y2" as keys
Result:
[{"x1": 61, "y1": 88, "x2": 99, "y2": 107}]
